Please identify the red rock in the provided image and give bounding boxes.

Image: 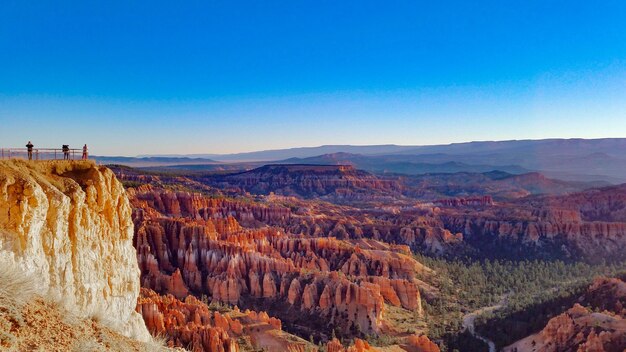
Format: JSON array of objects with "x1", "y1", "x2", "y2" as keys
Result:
[
  {"x1": 262, "y1": 272, "x2": 278, "y2": 298},
  {"x1": 168, "y1": 269, "x2": 189, "y2": 300},
  {"x1": 130, "y1": 187, "x2": 432, "y2": 338},
  {"x1": 137, "y1": 288, "x2": 240, "y2": 352},
  {"x1": 406, "y1": 334, "x2": 441, "y2": 352},
  {"x1": 302, "y1": 283, "x2": 318, "y2": 311},
  {"x1": 287, "y1": 278, "x2": 302, "y2": 305},
  {"x1": 325, "y1": 338, "x2": 381, "y2": 352}
]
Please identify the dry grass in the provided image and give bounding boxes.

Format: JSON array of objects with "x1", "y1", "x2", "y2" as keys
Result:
[
  {"x1": 143, "y1": 334, "x2": 172, "y2": 352},
  {"x1": 0, "y1": 259, "x2": 39, "y2": 306},
  {"x1": 71, "y1": 339, "x2": 108, "y2": 352},
  {"x1": 88, "y1": 306, "x2": 123, "y2": 332},
  {"x1": 0, "y1": 260, "x2": 40, "y2": 350}
]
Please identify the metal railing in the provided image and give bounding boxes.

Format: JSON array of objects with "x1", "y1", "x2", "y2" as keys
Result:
[{"x1": 0, "y1": 148, "x2": 87, "y2": 161}]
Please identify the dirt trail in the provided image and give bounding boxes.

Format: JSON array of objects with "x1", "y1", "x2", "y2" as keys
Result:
[{"x1": 461, "y1": 295, "x2": 508, "y2": 352}]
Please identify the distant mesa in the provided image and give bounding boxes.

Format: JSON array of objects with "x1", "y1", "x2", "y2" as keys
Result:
[
  {"x1": 206, "y1": 163, "x2": 402, "y2": 199},
  {"x1": 254, "y1": 163, "x2": 357, "y2": 172}
]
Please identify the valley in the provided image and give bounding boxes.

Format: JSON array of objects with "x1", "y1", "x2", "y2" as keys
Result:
[{"x1": 109, "y1": 150, "x2": 626, "y2": 351}]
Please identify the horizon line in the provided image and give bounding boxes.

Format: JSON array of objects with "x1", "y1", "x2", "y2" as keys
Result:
[{"x1": 133, "y1": 137, "x2": 624, "y2": 158}]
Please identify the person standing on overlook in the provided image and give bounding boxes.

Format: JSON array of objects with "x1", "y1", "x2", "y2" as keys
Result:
[
  {"x1": 62, "y1": 144, "x2": 70, "y2": 160},
  {"x1": 25, "y1": 141, "x2": 34, "y2": 160},
  {"x1": 82, "y1": 144, "x2": 88, "y2": 160}
]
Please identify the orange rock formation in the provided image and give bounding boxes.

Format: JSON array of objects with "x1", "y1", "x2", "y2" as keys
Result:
[{"x1": 130, "y1": 186, "x2": 430, "y2": 338}]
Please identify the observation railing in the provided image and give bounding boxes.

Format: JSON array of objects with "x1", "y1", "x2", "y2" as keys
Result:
[{"x1": 0, "y1": 148, "x2": 86, "y2": 161}]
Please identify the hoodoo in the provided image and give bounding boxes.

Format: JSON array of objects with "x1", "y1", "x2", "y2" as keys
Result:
[{"x1": 0, "y1": 160, "x2": 150, "y2": 341}]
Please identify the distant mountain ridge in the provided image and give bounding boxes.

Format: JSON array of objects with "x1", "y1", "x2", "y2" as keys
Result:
[
  {"x1": 140, "y1": 144, "x2": 416, "y2": 162},
  {"x1": 279, "y1": 152, "x2": 531, "y2": 175},
  {"x1": 117, "y1": 138, "x2": 626, "y2": 183},
  {"x1": 142, "y1": 138, "x2": 626, "y2": 160}
]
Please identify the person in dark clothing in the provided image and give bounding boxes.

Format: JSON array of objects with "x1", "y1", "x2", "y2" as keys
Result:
[
  {"x1": 26, "y1": 141, "x2": 34, "y2": 160},
  {"x1": 82, "y1": 144, "x2": 88, "y2": 160},
  {"x1": 62, "y1": 145, "x2": 70, "y2": 160}
]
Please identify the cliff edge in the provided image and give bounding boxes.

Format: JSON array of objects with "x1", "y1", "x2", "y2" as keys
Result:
[{"x1": 0, "y1": 160, "x2": 149, "y2": 341}]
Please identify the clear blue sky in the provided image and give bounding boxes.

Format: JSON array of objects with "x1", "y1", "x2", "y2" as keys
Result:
[{"x1": 1, "y1": 1, "x2": 626, "y2": 155}]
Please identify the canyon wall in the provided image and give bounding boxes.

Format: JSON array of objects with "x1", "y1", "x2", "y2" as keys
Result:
[{"x1": 0, "y1": 160, "x2": 150, "y2": 341}]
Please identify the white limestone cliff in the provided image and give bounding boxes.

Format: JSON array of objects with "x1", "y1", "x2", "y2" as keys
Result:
[{"x1": 0, "y1": 160, "x2": 150, "y2": 341}]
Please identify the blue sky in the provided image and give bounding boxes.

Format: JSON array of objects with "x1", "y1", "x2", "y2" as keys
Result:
[{"x1": 1, "y1": 1, "x2": 626, "y2": 155}]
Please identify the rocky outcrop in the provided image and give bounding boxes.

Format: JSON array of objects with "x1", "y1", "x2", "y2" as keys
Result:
[
  {"x1": 294, "y1": 272, "x2": 385, "y2": 333},
  {"x1": 0, "y1": 160, "x2": 149, "y2": 341},
  {"x1": 325, "y1": 338, "x2": 377, "y2": 352},
  {"x1": 504, "y1": 277, "x2": 626, "y2": 352},
  {"x1": 138, "y1": 288, "x2": 240, "y2": 351},
  {"x1": 138, "y1": 288, "x2": 310, "y2": 352},
  {"x1": 325, "y1": 335, "x2": 440, "y2": 352},
  {"x1": 406, "y1": 334, "x2": 441, "y2": 352},
  {"x1": 367, "y1": 276, "x2": 422, "y2": 313}
]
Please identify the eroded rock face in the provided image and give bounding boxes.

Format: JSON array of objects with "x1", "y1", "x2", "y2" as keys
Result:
[
  {"x1": 138, "y1": 288, "x2": 311, "y2": 352},
  {"x1": 0, "y1": 160, "x2": 149, "y2": 341},
  {"x1": 129, "y1": 187, "x2": 432, "y2": 337},
  {"x1": 128, "y1": 185, "x2": 291, "y2": 224}
]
